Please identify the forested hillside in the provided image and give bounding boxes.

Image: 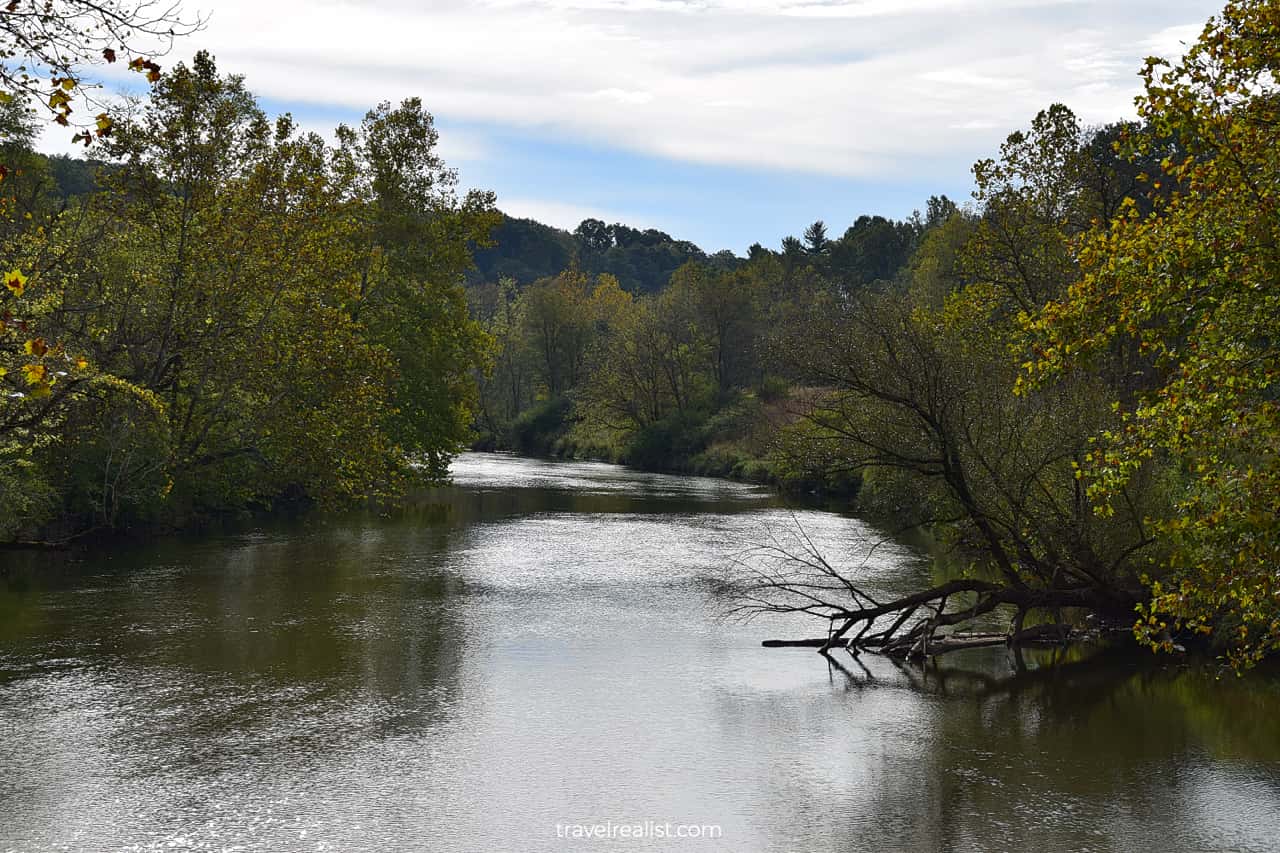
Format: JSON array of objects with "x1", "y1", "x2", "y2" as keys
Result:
[{"x1": 469, "y1": 216, "x2": 732, "y2": 293}]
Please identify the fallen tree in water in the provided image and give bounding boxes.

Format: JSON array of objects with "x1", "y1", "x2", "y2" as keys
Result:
[{"x1": 729, "y1": 532, "x2": 1139, "y2": 661}]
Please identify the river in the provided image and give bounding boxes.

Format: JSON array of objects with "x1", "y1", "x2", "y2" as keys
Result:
[{"x1": 1, "y1": 452, "x2": 1278, "y2": 852}]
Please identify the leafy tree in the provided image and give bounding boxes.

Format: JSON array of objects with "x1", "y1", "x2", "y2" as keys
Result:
[
  {"x1": 582, "y1": 283, "x2": 709, "y2": 433},
  {"x1": 47, "y1": 152, "x2": 103, "y2": 198},
  {"x1": 924, "y1": 194, "x2": 959, "y2": 228},
  {"x1": 0, "y1": 91, "x2": 97, "y2": 452},
  {"x1": 334, "y1": 97, "x2": 499, "y2": 479},
  {"x1": 516, "y1": 268, "x2": 628, "y2": 399},
  {"x1": 573, "y1": 218, "x2": 612, "y2": 254},
  {"x1": 471, "y1": 276, "x2": 534, "y2": 438},
  {"x1": 706, "y1": 249, "x2": 742, "y2": 272},
  {"x1": 585, "y1": 225, "x2": 707, "y2": 294},
  {"x1": 756, "y1": 107, "x2": 1173, "y2": 657},
  {"x1": 0, "y1": 2, "x2": 198, "y2": 474},
  {"x1": 1025, "y1": 0, "x2": 1280, "y2": 667},
  {"x1": 0, "y1": 51, "x2": 498, "y2": 537},
  {"x1": 519, "y1": 269, "x2": 594, "y2": 399},
  {"x1": 60, "y1": 54, "x2": 400, "y2": 515},
  {"x1": 473, "y1": 215, "x2": 724, "y2": 294},
  {"x1": 668, "y1": 261, "x2": 763, "y2": 394}
]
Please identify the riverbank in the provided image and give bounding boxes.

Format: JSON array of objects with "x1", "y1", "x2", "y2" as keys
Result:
[{"x1": 472, "y1": 389, "x2": 862, "y2": 501}]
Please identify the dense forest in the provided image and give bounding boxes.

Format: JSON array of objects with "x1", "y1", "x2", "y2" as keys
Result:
[
  {"x1": 2, "y1": 0, "x2": 1278, "y2": 668},
  {"x1": 465, "y1": 207, "x2": 940, "y2": 482}
]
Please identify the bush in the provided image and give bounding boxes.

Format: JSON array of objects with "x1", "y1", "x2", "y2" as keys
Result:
[
  {"x1": 509, "y1": 397, "x2": 574, "y2": 456},
  {"x1": 622, "y1": 410, "x2": 711, "y2": 470}
]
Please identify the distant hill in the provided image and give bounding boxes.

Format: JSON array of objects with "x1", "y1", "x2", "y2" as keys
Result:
[
  {"x1": 470, "y1": 202, "x2": 958, "y2": 296},
  {"x1": 468, "y1": 216, "x2": 576, "y2": 287},
  {"x1": 469, "y1": 215, "x2": 741, "y2": 294}
]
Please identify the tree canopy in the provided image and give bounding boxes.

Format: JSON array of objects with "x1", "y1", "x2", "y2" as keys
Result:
[{"x1": 0, "y1": 49, "x2": 497, "y2": 535}]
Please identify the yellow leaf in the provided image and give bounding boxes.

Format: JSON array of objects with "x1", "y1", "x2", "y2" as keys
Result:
[
  {"x1": 21, "y1": 363, "x2": 46, "y2": 385},
  {"x1": 4, "y1": 269, "x2": 26, "y2": 296}
]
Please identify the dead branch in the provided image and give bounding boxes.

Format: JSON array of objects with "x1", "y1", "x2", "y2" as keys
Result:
[{"x1": 728, "y1": 522, "x2": 1135, "y2": 662}]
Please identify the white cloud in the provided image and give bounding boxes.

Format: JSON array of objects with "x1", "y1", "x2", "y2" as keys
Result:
[
  {"x1": 74, "y1": 0, "x2": 1225, "y2": 179},
  {"x1": 433, "y1": 126, "x2": 494, "y2": 165},
  {"x1": 1140, "y1": 22, "x2": 1206, "y2": 57},
  {"x1": 498, "y1": 196, "x2": 649, "y2": 230},
  {"x1": 37, "y1": 123, "x2": 85, "y2": 159},
  {"x1": 582, "y1": 88, "x2": 655, "y2": 105}
]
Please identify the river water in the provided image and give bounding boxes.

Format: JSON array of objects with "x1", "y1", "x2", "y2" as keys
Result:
[{"x1": 1, "y1": 453, "x2": 1278, "y2": 852}]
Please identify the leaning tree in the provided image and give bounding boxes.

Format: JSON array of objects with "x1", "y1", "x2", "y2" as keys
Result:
[{"x1": 741, "y1": 107, "x2": 1175, "y2": 661}]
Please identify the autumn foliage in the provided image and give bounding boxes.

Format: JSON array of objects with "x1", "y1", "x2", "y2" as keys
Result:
[{"x1": 0, "y1": 43, "x2": 496, "y2": 535}]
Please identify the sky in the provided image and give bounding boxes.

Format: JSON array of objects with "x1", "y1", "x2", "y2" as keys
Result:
[{"x1": 44, "y1": 0, "x2": 1225, "y2": 253}]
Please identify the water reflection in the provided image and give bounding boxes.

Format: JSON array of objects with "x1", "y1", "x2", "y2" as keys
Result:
[{"x1": 0, "y1": 452, "x2": 1277, "y2": 852}]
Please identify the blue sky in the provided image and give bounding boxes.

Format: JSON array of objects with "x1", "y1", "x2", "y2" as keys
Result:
[{"x1": 47, "y1": 0, "x2": 1226, "y2": 254}]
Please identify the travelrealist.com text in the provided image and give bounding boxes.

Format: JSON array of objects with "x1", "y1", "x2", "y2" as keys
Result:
[{"x1": 555, "y1": 821, "x2": 724, "y2": 841}]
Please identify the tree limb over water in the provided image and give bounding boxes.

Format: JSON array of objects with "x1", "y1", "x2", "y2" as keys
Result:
[{"x1": 728, "y1": 527, "x2": 1135, "y2": 661}]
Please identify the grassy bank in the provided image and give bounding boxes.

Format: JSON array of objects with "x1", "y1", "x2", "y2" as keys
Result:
[{"x1": 473, "y1": 389, "x2": 861, "y2": 499}]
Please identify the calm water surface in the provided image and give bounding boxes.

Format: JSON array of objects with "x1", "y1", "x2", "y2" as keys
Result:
[{"x1": 1, "y1": 453, "x2": 1278, "y2": 852}]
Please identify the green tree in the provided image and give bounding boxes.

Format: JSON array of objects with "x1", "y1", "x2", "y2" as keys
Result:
[
  {"x1": 668, "y1": 261, "x2": 763, "y2": 395},
  {"x1": 802, "y1": 220, "x2": 829, "y2": 255},
  {"x1": 471, "y1": 276, "x2": 534, "y2": 437},
  {"x1": 517, "y1": 269, "x2": 601, "y2": 398},
  {"x1": 334, "y1": 98, "x2": 499, "y2": 479},
  {"x1": 1025, "y1": 0, "x2": 1280, "y2": 668},
  {"x1": 582, "y1": 284, "x2": 708, "y2": 433},
  {"x1": 827, "y1": 214, "x2": 917, "y2": 292},
  {"x1": 58, "y1": 54, "x2": 399, "y2": 517},
  {"x1": 0, "y1": 54, "x2": 499, "y2": 535},
  {"x1": 755, "y1": 109, "x2": 1168, "y2": 656}
]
